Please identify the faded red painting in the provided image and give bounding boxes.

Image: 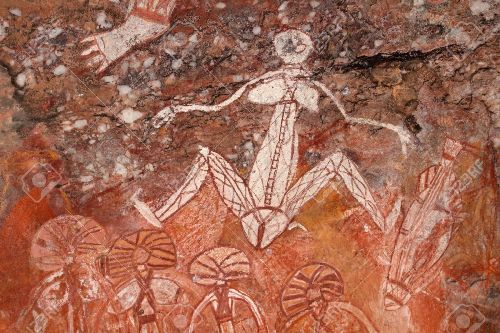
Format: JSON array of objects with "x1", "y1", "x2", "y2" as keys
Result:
[{"x1": 0, "y1": 1, "x2": 498, "y2": 332}]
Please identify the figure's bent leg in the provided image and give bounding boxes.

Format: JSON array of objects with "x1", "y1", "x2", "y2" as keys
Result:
[
  {"x1": 204, "y1": 149, "x2": 264, "y2": 245},
  {"x1": 207, "y1": 143, "x2": 294, "y2": 248},
  {"x1": 133, "y1": 151, "x2": 209, "y2": 227},
  {"x1": 282, "y1": 150, "x2": 388, "y2": 231},
  {"x1": 134, "y1": 146, "x2": 262, "y2": 245}
]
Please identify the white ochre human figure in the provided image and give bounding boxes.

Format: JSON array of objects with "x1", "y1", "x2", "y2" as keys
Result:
[
  {"x1": 133, "y1": 30, "x2": 411, "y2": 248},
  {"x1": 80, "y1": 0, "x2": 176, "y2": 73}
]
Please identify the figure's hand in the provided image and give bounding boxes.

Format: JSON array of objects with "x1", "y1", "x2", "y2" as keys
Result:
[
  {"x1": 128, "y1": 0, "x2": 176, "y2": 25},
  {"x1": 80, "y1": 1, "x2": 176, "y2": 74},
  {"x1": 80, "y1": 32, "x2": 116, "y2": 74},
  {"x1": 397, "y1": 129, "x2": 414, "y2": 156},
  {"x1": 79, "y1": 18, "x2": 166, "y2": 74},
  {"x1": 152, "y1": 106, "x2": 177, "y2": 128},
  {"x1": 399, "y1": 129, "x2": 413, "y2": 146}
]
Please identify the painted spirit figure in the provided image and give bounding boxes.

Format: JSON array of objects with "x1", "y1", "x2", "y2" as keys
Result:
[
  {"x1": 280, "y1": 263, "x2": 378, "y2": 332},
  {"x1": 133, "y1": 30, "x2": 412, "y2": 248},
  {"x1": 384, "y1": 138, "x2": 463, "y2": 310},
  {"x1": 100, "y1": 229, "x2": 199, "y2": 332},
  {"x1": 188, "y1": 247, "x2": 268, "y2": 333},
  {"x1": 16, "y1": 215, "x2": 109, "y2": 333}
]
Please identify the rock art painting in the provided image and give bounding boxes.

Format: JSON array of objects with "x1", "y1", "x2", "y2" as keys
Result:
[
  {"x1": 133, "y1": 28, "x2": 408, "y2": 248},
  {"x1": 280, "y1": 262, "x2": 378, "y2": 333},
  {"x1": 0, "y1": 0, "x2": 498, "y2": 332}
]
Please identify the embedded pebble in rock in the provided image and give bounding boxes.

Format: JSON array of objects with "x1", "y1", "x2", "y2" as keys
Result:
[
  {"x1": 0, "y1": 1, "x2": 497, "y2": 333},
  {"x1": 48, "y1": 28, "x2": 63, "y2": 39},
  {"x1": 310, "y1": 1, "x2": 320, "y2": 8},
  {"x1": 148, "y1": 80, "x2": 161, "y2": 90},
  {"x1": 278, "y1": 2, "x2": 288, "y2": 11},
  {"x1": 469, "y1": 0, "x2": 491, "y2": 15},
  {"x1": 232, "y1": 75, "x2": 243, "y2": 82},
  {"x1": 171, "y1": 58, "x2": 183, "y2": 70},
  {"x1": 80, "y1": 175, "x2": 93, "y2": 183},
  {"x1": 8, "y1": 8, "x2": 21, "y2": 17},
  {"x1": 73, "y1": 119, "x2": 88, "y2": 129},
  {"x1": 15, "y1": 72, "x2": 26, "y2": 88},
  {"x1": 143, "y1": 57, "x2": 155, "y2": 68},
  {"x1": 117, "y1": 85, "x2": 132, "y2": 95},
  {"x1": 97, "y1": 123, "x2": 110, "y2": 133},
  {"x1": 96, "y1": 11, "x2": 112, "y2": 29},
  {"x1": 102, "y1": 75, "x2": 117, "y2": 84},
  {"x1": 53, "y1": 65, "x2": 67, "y2": 76},
  {"x1": 119, "y1": 107, "x2": 143, "y2": 124},
  {"x1": 215, "y1": 2, "x2": 226, "y2": 9}
]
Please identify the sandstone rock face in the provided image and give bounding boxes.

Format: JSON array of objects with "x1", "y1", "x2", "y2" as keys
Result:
[{"x1": 0, "y1": 1, "x2": 498, "y2": 332}]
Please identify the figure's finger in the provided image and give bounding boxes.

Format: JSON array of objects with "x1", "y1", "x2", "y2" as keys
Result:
[
  {"x1": 80, "y1": 36, "x2": 97, "y2": 44},
  {"x1": 87, "y1": 55, "x2": 104, "y2": 68},
  {"x1": 131, "y1": 188, "x2": 143, "y2": 201},
  {"x1": 152, "y1": 0, "x2": 160, "y2": 10},
  {"x1": 96, "y1": 62, "x2": 109, "y2": 74},
  {"x1": 81, "y1": 45, "x2": 99, "y2": 56},
  {"x1": 137, "y1": 0, "x2": 148, "y2": 9}
]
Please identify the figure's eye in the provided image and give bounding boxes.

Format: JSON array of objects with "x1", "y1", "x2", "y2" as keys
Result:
[{"x1": 283, "y1": 39, "x2": 296, "y2": 53}]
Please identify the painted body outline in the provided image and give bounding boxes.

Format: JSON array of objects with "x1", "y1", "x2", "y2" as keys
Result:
[
  {"x1": 132, "y1": 30, "x2": 411, "y2": 248},
  {"x1": 188, "y1": 247, "x2": 268, "y2": 333},
  {"x1": 384, "y1": 138, "x2": 464, "y2": 310}
]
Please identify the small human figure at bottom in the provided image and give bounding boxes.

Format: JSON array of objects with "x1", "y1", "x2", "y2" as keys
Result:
[
  {"x1": 188, "y1": 247, "x2": 268, "y2": 333},
  {"x1": 279, "y1": 263, "x2": 378, "y2": 333}
]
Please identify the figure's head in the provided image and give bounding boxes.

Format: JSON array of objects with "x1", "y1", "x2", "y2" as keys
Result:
[{"x1": 274, "y1": 29, "x2": 314, "y2": 64}]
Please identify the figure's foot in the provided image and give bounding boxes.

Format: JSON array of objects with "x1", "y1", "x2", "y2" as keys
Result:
[
  {"x1": 130, "y1": 189, "x2": 163, "y2": 228},
  {"x1": 344, "y1": 194, "x2": 401, "y2": 233},
  {"x1": 288, "y1": 221, "x2": 308, "y2": 232}
]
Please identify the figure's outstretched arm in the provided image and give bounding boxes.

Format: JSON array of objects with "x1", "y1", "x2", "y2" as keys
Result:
[
  {"x1": 313, "y1": 81, "x2": 412, "y2": 155},
  {"x1": 80, "y1": 0, "x2": 176, "y2": 74},
  {"x1": 152, "y1": 69, "x2": 287, "y2": 128}
]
